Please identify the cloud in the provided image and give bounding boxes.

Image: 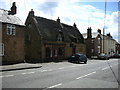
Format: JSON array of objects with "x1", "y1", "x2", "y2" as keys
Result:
[
  {"x1": 38, "y1": 2, "x2": 58, "y2": 16},
  {"x1": 0, "y1": 0, "x2": 119, "y2": 42}
]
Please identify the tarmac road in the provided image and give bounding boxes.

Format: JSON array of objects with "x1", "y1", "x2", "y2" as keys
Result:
[{"x1": 1, "y1": 59, "x2": 119, "y2": 89}]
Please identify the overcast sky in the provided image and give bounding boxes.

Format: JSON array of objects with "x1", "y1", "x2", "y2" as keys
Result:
[{"x1": 0, "y1": 0, "x2": 119, "y2": 42}]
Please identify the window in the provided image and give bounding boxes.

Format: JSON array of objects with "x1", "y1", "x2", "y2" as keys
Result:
[
  {"x1": 0, "y1": 43, "x2": 4, "y2": 56},
  {"x1": 57, "y1": 34, "x2": 63, "y2": 41},
  {"x1": 98, "y1": 38, "x2": 100, "y2": 44},
  {"x1": 28, "y1": 23, "x2": 32, "y2": 28},
  {"x1": 46, "y1": 47, "x2": 51, "y2": 57},
  {"x1": 53, "y1": 48, "x2": 58, "y2": 57},
  {"x1": 7, "y1": 24, "x2": 16, "y2": 35},
  {"x1": 58, "y1": 47, "x2": 64, "y2": 56},
  {"x1": 98, "y1": 46, "x2": 100, "y2": 53},
  {"x1": 91, "y1": 49, "x2": 94, "y2": 53},
  {"x1": 91, "y1": 39, "x2": 94, "y2": 43}
]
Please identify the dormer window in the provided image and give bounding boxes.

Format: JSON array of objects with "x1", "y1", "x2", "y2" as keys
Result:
[
  {"x1": 57, "y1": 30, "x2": 63, "y2": 41},
  {"x1": 7, "y1": 24, "x2": 16, "y2": 35},
  {"x1": 28, "y1": 23, "x2": 32, "y2": 28},
  {"x1": 57, "y1": 34, "x2": 63, "y2": 41}
]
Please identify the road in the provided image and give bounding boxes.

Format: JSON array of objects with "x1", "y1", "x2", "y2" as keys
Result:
[{"x1": 1, "y1": 59, "x2": 120, "y2": 89}]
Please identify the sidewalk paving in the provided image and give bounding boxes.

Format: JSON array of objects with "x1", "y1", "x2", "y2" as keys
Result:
[{"x1": 0, "y1": 63, "x2": 42, "y2": 72}]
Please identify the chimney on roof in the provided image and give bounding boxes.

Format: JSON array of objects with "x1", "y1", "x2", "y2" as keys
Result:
[
  {"x1": 87, "y1": 27, "x2": 92, "y2": 38},
  {"x1": 98, "y1": 29, "x2": 101, "y2": 34},
  {"x1": 29, "y1": 9, "x2": 34, "y2": 17},
  {"x1": 8, "y1": 2, "x2": 17, "y2": 15},
  {"x1": 57, "y1": 17, "x2": 60, "y2": 24},
  {"x1": 73, "y1": 22, "x2": 77, "y2": 29},
  {"x1": 107, "y1": 33, "x2": 112, "y2": 38}
]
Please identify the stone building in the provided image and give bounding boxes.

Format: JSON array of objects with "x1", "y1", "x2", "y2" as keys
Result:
[
  {"x1": 25, "y1": 9, "x2": 86, "y2": 62},
  {"x1": 0, "y1": 9, "x2": 25, "y2": 64},
  {"x1": 83, "y1": 27, "x2": 116, "y2": 58}
]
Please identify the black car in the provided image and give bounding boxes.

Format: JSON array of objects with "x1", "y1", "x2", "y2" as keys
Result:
[
  {"x1": 112, "y1": 54, "x2": 120, "y2": 58},
  {"x1": 98, "y1": 53, "x2": 109, "y2": 60},
  {"x1": 68, "y1": 53, "x2": 87, "y2": 64}
]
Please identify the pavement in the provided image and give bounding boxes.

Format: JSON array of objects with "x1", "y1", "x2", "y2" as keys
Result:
[{"x1": 0, "y1": 63, "x2": 42, "y2": 72}]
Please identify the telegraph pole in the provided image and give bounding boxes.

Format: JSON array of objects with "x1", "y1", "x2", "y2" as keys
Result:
[{"x1": 103, "y1": 0, "x2": 106, "y2": 54}]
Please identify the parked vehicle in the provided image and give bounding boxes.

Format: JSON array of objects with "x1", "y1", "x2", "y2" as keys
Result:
[
  {"x1": 68, "y1": 53, "x2": 87, "y2": 64},
  {"x1": 98, "y1": 53, "x2": 109, "y2": 60},
  {"x1": 112, "y1": 54, "x2": 120, "y2": 58}
]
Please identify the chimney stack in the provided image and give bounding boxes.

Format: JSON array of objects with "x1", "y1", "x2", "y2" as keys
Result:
[
  {"x1": 8, "y1": 2, "x2": 17, "y2": 15},
  {"x1": 87, "y1": 27, "x2": 92, "y2": 38},
  {"x1": 29, "y1": 9, "x2": 34, "y2": 17},
  {"x1": 57, "y1": 17, "x2": 60, "y2": 24},
  {"x1": 98, "y1": 29, "x2": 101, "y2": 34},
  {"x1": 73, "y1": 22, "x2": 77, "y2": 29}
]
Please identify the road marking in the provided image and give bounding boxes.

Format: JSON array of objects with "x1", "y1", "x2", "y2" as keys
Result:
[
  {"x1": 76, "y1": 71, "x2": 96, "y2": 80},
  {"x1": 41, "y1": 70, "x2": 48, "y2": 72},
  {"x1": 21, "y1": 72, "x2": 35, "y2": 75},
  {"x1": 21, "y1": 73, "x2": 27, "y2": 75},
  {"x1": 114, "y1": 64, "x2": 118, "y2": 66},
  {"x1": 27, "y1": 72, "x2": 35, "y2": 74},
  {"x1": 102, "y1": 67, "x2": 110, "y2": 70},
  {"x1": 71, "y1": 66, "x2": 77, "y2": 67},
  {"x1": 0, "y1": 76, "x2": 3, "y2": 78},
  {"x1": 2, "y1": 75, "x2": 14, "y2": 77},
  {"x1": 48, "y1": 83, "x2": 62, "y2": 88},
  {"x1": 58, "y1": 67, "x2": 65, "y2": 69},
  {"x1": 47, "y1": 69, "x2": 53, "y2": 71}
]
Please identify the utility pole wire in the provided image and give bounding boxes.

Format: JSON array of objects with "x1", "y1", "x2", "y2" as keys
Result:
[{"x1": 103, "y1": 0, "x2": 120, "y2": 86}]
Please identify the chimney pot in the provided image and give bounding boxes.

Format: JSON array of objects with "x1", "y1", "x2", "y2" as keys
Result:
[
  {"x1": 87, "y1": 27, "x2": 92, "y2": 38},
  {"x1": 29, "y1": 9, "x2": 34, "y2": 17},
  {"x1": 98, "y1": 29, "x2": 101, "y2": 34},
  {"x1": 57, "y1": 17, "x2": 60, "y2": 24}
]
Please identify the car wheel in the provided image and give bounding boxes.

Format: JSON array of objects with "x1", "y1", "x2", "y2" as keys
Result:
[{"x1": 84, "y1": 61, "x2": 87, "y2": 64}]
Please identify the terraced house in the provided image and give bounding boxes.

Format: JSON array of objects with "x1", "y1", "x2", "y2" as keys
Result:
[
  {"x1": 0, "y1": 9, "x2": 25, "y2": 64},
  {"x1": 25, "y1": 9, "x2": 86, "y2": 62}
]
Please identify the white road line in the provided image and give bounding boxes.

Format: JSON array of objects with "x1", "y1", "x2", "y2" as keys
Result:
[
  {"x1": 58, "y1": 67, "x2": 65, "y2": 69},
  {"x1": 0, "y1": 76, "x2": 3, "y2": 78},
  {"x1": 48, "y1": 83, "x2": 62, "y2": 88},
  {"x1": 47, "y1": 69, "x2": 53, "y2": 71},
  {"x1": 41, "y1": 70, "x2": 48, "y2": 72},
  {"x1": 114, "y1": 64, "x2": 118, "y2": 66},
  {"x1": 21, "y1": 73, "x2": 27, "y2": 75},
  {"x1": 71, "y1": 66, "x2": 77, "y2": 67},
  {"x1": 27, "y1": 72, "x2": 35, "y2": 74},
  {"x1": 102, "y1": 67, "x2": 110, "y2": 70},
  {"x1": 76, "y1": 71, "x2": 96, "y2": 80},
  {"x1": 2, "y1": 75, "x2": 14, "y2": 77},
  {"x1": 21, "y1": 72, "x2": 35, "y2": 75}
]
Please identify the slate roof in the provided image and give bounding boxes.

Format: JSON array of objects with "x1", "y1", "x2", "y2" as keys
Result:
[
  {"x1": 0, "y1": 9, "x2": 23, "y2": 25},
  {"x1": 34, "y1": 16, "x2": 84, "y2": 43},
  {"x1": 82, "y1": 32, "x2": 116, "y2": 41},
  {"x1": 82, "y1": 32, "x2": 100, "y2": 39}
]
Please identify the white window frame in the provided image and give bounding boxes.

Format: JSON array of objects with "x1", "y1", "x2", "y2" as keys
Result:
[
  {"x1": 7, "y1": 24, "x2": 16, "y2": 35},
  {"x1": 0, "y1": 43, "x2": 4, "y2": 56},
  {"x1": 98, "y1": 46, "x2": 100, "y2": 53},
  {"x1": 57, "y1": 34, "x2": 63, "y2": 41},
  {"x1": 98, "y1": 38, "x2": 100, "y2": 44},
  {"x1": 91, "y1": 49, "x2": 94, "y2": 53}
]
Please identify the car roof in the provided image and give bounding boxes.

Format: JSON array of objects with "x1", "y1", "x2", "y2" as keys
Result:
[{"x1": 73, "y1": 53, "x2": 82, "y2": 56}]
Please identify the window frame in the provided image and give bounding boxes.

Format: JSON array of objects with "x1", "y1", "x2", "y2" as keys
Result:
[
  {"x1": 98, "y1": 46, "x2": 101, "y2": 53},
  {"x1": 7, "y1": 24, "x2": 16, "y2": 35},
  {"x1": 0, "y1": 43, "x2": 4, "y2": 56},
  {"x1": 57, "y1": 34, "x2": 63, "y2": 41}
]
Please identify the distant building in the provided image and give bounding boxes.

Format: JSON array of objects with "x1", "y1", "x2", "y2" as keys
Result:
[
  {"x1": 25, "y1": 9, "x2": 86, "y2": 62},
  {"x1": 0, "y1": 9, "x2": 25, "y2": 64},
  {"x1": 83, "y1": 27, "x2": 116, "y2": 58},
  {"x1": 116, "y1": 43, "x2": 120, "y2": 54}
]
